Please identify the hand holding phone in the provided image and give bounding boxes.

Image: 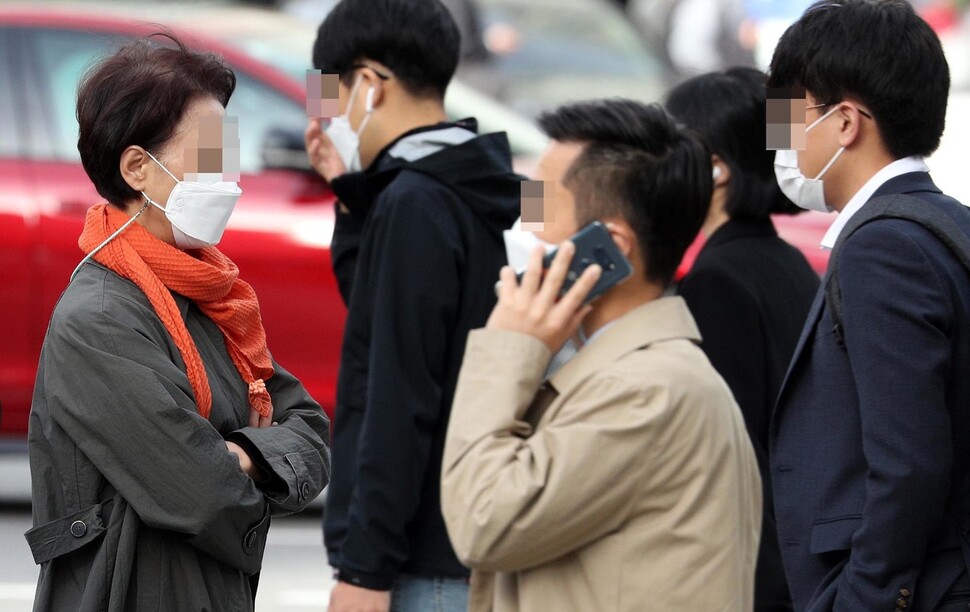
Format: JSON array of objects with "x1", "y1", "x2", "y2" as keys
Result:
[
  {"x1": 497, "y1": 221, "x2": 633, "y2": 306},
  {"x1": 487, "y1": 240, "x2": 603, "y2": 352}
]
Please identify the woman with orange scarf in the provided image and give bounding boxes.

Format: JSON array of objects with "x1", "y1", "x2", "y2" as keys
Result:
[{"x1": 25, "y1": 37, "x2": 330, "y2": 611}]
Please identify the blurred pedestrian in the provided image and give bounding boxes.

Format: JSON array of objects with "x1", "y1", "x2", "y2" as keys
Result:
[
  {"x1": 25, "y1": 36, "x2": 331, "y2": 612},
  {"x1": 629, "y1": 0, "x2": 754, "y2": 76},
  {"x1": 666, "y1": 67, "x2": 819, "y2": 612},
  {"x1": 303, "y1": 1, "x2": 520, "y2": 610},
  {"x1": 767, "y1": 1, "x2": 970, "y2": 609},
  {"x1": 441, "y1": 99, "x2": 762, "y2": 611}
]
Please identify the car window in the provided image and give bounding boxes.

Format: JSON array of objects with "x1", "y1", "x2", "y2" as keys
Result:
[
  {"x1": 225, "y1": 71, "x2": 307, "y2": 174},
  {"x1": 0, "y1": 28, "x2": 19, "y2": 157},
  {"x1": 481, "y1": 0, "x2": 662, "y2": 76},
  {"x1": 21, "y1": 28, "x2": 126, "y2": 161},
  {"x1": 22, "y1": 27, "x2": 306, "y2": 174}
]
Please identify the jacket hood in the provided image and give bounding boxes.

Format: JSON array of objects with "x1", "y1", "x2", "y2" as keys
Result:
[{"x1": 331, "y1": 120, "x2": 522, "y2": 235}]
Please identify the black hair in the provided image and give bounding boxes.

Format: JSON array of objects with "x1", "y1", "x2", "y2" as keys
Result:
[
  {"x1": 77, "y1": 33, "x2": 235, "y2": 207},
  {"x1": 538, "y1": 99, "x2": 712, "y2": 286},
  {"x1": 312, "y1": 0, "x2": 461, "y2": 100},
  {"x1": 768, "y1": 0, "x2": 949, "y2": 159},
  {"x1": 666, "y1": 67, "x2": 800, "y2": 219}
]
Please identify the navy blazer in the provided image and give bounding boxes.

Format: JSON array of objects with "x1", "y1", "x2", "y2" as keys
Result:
[{"x1": 770, "y1": 172, "x2": 970, "y2": 611}]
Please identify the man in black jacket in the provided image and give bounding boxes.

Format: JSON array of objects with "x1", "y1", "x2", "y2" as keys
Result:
[{"x1": 303, "y1": 1, "x2": 520, "y2": 610}]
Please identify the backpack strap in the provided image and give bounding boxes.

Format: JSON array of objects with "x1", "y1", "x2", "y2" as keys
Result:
[{"x1": 825, "y1": 193, "x2": 970, "y2": 348}]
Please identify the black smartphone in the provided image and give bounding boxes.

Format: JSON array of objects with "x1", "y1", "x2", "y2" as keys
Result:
[{"x1": 506, "y1": 221, "x2": 634, "y2": 304}]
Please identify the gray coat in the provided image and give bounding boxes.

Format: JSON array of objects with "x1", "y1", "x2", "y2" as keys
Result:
[{"x1": 26, "y1": 262, "x2": 331, "y2": 611}]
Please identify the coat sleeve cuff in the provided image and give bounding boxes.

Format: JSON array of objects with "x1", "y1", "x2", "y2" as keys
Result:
[{"x1": 334, "y1": 566, "x2": 395, "y2": 591}]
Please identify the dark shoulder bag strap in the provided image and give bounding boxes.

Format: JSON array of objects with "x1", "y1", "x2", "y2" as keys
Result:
[{"x1": 825, "y1": 193, "x2": 970, "y2": 348}]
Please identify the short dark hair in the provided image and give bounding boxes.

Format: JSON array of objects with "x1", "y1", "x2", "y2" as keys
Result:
[
  {"x1": 768, "y1": 0, "x2": 949, "y2": 159},
  {"x1": 538, "y1": 99, "x2": 712, "y2": 286},
  {"x1": 312, "y1": 0, "x2": 460, "y2": 100},
  {"x1": 77, "y1": 34, "x2": 236, "y2": 207},
  {"x1": 666, "y1": 67, "x2": 800, "y2": 219}
]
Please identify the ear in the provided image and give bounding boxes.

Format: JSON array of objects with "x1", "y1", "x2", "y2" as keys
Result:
[
  {"x1": 712, "y1": 154, "x2": 731, "y2": 188},
  {"x1": 603, "y1": 218, "x2": 636, "y2": 260},
  {"x1": 120, "y1": 146, "x2": 150, "y2": 193},
  {"x1": 836, "y1": 101, "x2": 865, "y2": 149},
  {"x1": 360, "y1": 67, "x2": 386, "y2": 109}
]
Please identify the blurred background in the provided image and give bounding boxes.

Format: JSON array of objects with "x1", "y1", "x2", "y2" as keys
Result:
[{"x1": 0, "y1": 0, "x2": 967, "y2": 609}]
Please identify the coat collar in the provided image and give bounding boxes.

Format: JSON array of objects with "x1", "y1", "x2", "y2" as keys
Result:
[
  {"x1": 549, "y1": 296, "x2": 701, "y2": 392},
  {"x1": 704, "y1": 218, "x2": 777, "y2": 251},
  {"x1": 771, "y1": 171, "x2": 943, "y2": 428},
  {"x1": 870, "y1": 171, "x2": 941, "y2": 199}
]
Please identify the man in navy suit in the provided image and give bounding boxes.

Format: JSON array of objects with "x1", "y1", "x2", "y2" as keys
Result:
[{"x1": 767, "y1": 2, "x2": 970, "y2": 610}]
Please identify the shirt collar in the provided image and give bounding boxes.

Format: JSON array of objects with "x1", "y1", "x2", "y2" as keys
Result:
[
  {"x1": 820, "y1": 156, "x2": 930, "y2": 249},
  {"x1": 580, "y1": 320, "x2": 617, "y2": 346}
]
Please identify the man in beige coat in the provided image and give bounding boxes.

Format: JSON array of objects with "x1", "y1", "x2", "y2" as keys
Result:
[{"x1": 441, "y1": 100, "x2": 762, "y2": 611}]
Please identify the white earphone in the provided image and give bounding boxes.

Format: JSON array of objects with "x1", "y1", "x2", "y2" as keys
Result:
[
  {"x1": 712, "y1": 165, "x2": 723, "y2": 180},
  {"x1": 364, "y1": 87, "x2": 375, "y2": 113}
]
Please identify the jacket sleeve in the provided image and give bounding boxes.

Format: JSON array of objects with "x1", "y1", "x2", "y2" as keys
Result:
[
  {"x1": 831, "y1": 220, "x2": 955, "y2": 607},
  {"x1": 441, "y1": 329, "x2": 664, "y2": 572},
  {"x1": 225, "y1": 361, "x2": 331, "y2": 516},
  {"x1": 334, "y1": 183, "x2": 464, "y2": 589},
  {"x1": 43, "y1": 296, "x2": 271, "y2": 575}
]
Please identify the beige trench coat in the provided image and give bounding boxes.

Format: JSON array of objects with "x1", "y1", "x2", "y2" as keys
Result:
[{"x1": 442, "y1": 297, "x2": 761, "y2": 611}]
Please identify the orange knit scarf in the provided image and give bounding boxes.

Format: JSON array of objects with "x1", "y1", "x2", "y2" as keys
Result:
[{"x1": 78, "y1": 203, "x2": 274, "y2": 420}]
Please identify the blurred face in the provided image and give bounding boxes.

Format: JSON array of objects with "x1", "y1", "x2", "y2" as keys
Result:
[
  {"x1": 306, "y1": 70, "x2": 341, "y2": 118},
  {"x1": 121, "y1": 96, "x2": 233, "y2": 246},
  {"x1": 530, "y1": 140, "x2": 584, "y2": 244}
]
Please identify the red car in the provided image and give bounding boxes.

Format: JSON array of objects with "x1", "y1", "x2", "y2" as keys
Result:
[
  {"x1": 0, "y1": 9, "x2": 345, "y2": 437},
  {"x1": 0, "y1": 6, "x2": 830, "y2": 442}
]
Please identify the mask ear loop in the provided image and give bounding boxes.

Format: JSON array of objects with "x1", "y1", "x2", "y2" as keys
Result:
[
  {"x1": 143, "y1": 150, "x2": 181, "y2": 184},
  {"x1": 70, "y1": 200, "x2": 149, "y2": 282},
  {"x1": 356, "y1": 87, "x2": 376, "y2": 136}
]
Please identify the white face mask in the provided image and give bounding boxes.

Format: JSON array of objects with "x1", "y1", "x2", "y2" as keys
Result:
[
  {"x1": 774, "y1": 106, "x2": 845, "y2": 213},
  {"x1": 502, "y1": 217, "x2": 556, "y2": 271},
  {"x1": 143, "y1": 150, "x2": 242, "y2": 249},
  {"x1": 326, "y1": 76, "x2": 375, "y2": 173}
]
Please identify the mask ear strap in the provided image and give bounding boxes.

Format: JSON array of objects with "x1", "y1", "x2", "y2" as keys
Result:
[
  {"x1": 70, "y1": 201, "x2": 149, "y2": 282},
  {"x1": 814, "y1": 146, "x2": 846, "y2": 180},
  {"x1": 144, "y1": 150, "x2": 181, "y2": 184},
  {"x1": 806, "y1": 105, "x2": 840, "y2": 132},
  {"x1": 344, "y1": 75, "x2": 364, "y2": 114},
  {"x1": 356, "y1": 88, "x2": 376, "y2": 136}
]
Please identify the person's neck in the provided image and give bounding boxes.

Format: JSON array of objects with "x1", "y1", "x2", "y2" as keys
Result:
[
  {"x1": 828, "y1": 148, "x2": 898, "y2": 212},
  {"x1": 581, "y1": 282, "x2": 664, "y2": 339},
  {"x1": 362, "y1": 102, "x2": 448, "y2": 168},
  {"x1": 701, "y1": 192, "x2": 730, "y2": 238}
]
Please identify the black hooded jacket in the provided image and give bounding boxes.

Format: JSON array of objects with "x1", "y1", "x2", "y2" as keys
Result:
[{"x1": 323, "y1": 120, "x2": 521, "y2": 589}]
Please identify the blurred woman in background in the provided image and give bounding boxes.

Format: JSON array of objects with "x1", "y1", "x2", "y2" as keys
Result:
[{"x1": 666, "y1": 67, "x2": 819, "y2": 612}]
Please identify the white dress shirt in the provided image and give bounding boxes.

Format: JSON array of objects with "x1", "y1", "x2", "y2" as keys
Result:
[{"x1": 820, "y1": 156, "x2": 930, "y2": 249}]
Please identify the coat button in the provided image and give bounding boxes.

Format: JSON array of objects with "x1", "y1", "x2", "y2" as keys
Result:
[
  {"x1": 900, "y1": 588, "x2": 911, "y2": 597},
  {"x1": 70, "y1": 520, "x2": 87, "y2": 538},
  {"x1": 300, "y1": 482, "x2": 311, "y2": 500},
  {"x1": 244, "y1": 530, "x2": 257, "y2": 549},
  {"x1": 897, "y1": 598, "x2": 908, "y2": 608}
]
